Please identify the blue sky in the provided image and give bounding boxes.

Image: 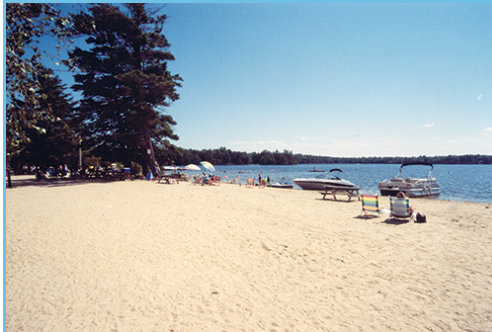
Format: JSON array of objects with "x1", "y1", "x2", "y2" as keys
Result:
[
  {"x1": 24, "y1": 3, "x2": 492, "y2": 157},
  {"x1": 158, "y1": 3, "x2": 492, "y2": 157}
]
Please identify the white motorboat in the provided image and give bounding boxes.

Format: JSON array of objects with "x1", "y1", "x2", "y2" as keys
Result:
[
  {"x1": 293, "y1": 168, "x2": 357, "y2": 191},
  {"x1": 161, "y1": 166, "x2": 187, "y2": 172},
  {"x1": 267, "y1": 182, "x2": 294, "y2": 189},
  {"x1": 378, "y1": 162, "x2": 441, "y2": 197}
]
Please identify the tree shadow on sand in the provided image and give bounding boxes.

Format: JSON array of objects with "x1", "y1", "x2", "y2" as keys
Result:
[{"x1": 5, "y1": 175, "x2": 130, "y2": 189}]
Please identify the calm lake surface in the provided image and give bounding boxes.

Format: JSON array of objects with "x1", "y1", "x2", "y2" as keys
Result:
[{"x1": 186, "y1": 164, "x2": 492, "y2": 203}]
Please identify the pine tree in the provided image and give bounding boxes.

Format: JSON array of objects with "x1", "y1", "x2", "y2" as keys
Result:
[
  {"x1": 15, "y1": 67, "x2": 78, "y2": 169},
  {"x1": 6, "y1": 3, "x2": 72, "y2": 186},
  {"x1": 69, "y1": 4, "x2": 182, "y2": 174}
]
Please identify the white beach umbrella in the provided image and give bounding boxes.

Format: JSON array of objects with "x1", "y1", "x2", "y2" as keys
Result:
[{"x1": 185, "y1": 164, "x2": 201, "y2": 171}]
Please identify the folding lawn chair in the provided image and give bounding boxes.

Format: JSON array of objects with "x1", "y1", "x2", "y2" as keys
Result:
[
  {"x1": 360, "y1": 195, "x2": 380, "y2": 217},
  {"x1": 389, "y1": 197, "x2": 413, "y2": 222}
]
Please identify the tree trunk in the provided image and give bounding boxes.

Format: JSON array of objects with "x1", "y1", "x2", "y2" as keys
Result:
[
  {"x1": 7, "y1": 156, "x2": 13, "y2": 188},
  {"x1": 141, "y1": 125, "x2": 158, "y2": 177},
  {"x1": 7, "y1": 169, "x2": 12, "y2": 188}
]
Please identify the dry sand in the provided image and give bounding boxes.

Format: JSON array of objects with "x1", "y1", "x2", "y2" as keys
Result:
[{"x1": 6, "y1": 175, "x2": 492, "y2": 331}]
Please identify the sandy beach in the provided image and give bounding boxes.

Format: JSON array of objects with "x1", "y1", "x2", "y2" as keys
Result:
[{"x1": 6, "y1": 175, "x2": 492, "y2": 331}]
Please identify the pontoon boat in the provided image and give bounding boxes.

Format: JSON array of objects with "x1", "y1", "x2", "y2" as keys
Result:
[{"x1": 378, "y1": 162, "x2": 441, "y2": 197}]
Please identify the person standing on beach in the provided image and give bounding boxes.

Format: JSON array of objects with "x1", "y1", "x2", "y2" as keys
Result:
[{"x1": 258, "y1": 173, "x2": 262, "y2": 185}]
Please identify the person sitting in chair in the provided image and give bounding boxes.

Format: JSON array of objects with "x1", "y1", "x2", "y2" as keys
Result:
[{"x1": 396, "y1": 191, "x2": 414, "y2": 216}]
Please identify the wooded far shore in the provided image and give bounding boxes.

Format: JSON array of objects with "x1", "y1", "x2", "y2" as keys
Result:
[{"x1": 174, "y1": 148, "x2": 492, "y2": 166}]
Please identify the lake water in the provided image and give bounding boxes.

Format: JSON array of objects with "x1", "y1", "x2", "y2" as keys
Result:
[{"x1": 186, "y1": 164, "x2": 492, "y2": 203}]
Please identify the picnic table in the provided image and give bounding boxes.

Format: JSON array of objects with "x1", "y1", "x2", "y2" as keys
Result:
[
  {"x1": 158, "y1": 173, "x2": 189, "y2": 184},
  {"x1": 158, "y1": 175, "x2": 175, "y2": 184},
  {"x1": 319, "y1": 185, "x2": 361, "y2": 202}
]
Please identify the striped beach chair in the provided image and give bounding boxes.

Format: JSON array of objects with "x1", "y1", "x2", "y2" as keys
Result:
[
  {"x1": 360, "y1": 195, "x2": 380, "y2": 217},
  {"x1": 389, "y1": 197, "x2": 413, "y2": 221}
]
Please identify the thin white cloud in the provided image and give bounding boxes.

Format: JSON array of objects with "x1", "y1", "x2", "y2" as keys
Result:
[
  {"x1": 478, "y1": 94, "x2": 482, "y2": 100},
  {"x1": 228, "y1": 140, "x2": 288, "y2": 152},
  {"x1": 297, "y1": 135, "x2": 307, "y2": 141},
  {"x1": 484, "y1": 127, "x2": 492, "y2": 132},
  {"x1": 423, "y1": 123, "x2": 435, "y2": 128}
]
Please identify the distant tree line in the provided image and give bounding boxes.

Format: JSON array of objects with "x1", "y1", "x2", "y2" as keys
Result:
[
  {"x1": 293, "y1": 154, "x2": 492, "y2": 165},
  {"x1": 162, "y1": 148, "x2": 298, "y2": 166},
  {"x1": 158, "y1": 147, "x2": 492, "y2": 166}
]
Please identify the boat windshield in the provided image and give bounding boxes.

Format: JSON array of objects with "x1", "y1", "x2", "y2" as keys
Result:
[
  {"x1": 397, "y1": 162, "x2": 434, "y2": 179},
  {"x1": 316, "y1": 169, "x2": 343, "y2": 180}
]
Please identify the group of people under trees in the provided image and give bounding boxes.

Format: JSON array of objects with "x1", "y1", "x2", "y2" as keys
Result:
[
  {"x1": 29, "y1": 159, "x2": 187, "y2": 182},
  {"x1": 33, "y1": 164, "x2": 70, "y2": 180},
  {"x1": 33, "y1": 163, "x2": 132, "y2": 181}
]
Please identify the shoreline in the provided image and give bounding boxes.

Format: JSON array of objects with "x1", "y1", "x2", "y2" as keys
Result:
[
  {"x1": 6, "y1": 176, "x2": 492, "y2": 331},
  {"x1": 6, "y1": 174, "x2": 492, "y2": 204}
]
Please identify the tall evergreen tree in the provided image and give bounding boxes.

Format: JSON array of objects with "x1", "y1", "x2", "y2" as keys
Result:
[
  {"x1": 6, "y1": 3, "x2": 72, "y2": 186},
  {"x1": 13, "y1": 67, "x2": 79, "y2": 169},
  {"x1": 69, "y1": 4, "x2": 182, "y2": 174}
]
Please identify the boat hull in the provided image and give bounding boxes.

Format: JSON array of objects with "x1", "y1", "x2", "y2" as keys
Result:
[
  {"x1": 294, "y1": 179, "x2": 356, "y2": 191},
  {"x1": 379, "y1": 188, "x2": 441, "y2": 197},
  {"x1": 267, "y1": 184, "x2": 294, "y2": 189}
]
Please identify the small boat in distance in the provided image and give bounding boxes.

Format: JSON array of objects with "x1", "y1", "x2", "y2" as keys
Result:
[
  {"x1": 378, "y1": 162, "x2": 441, "y2": 197},
  {"x1": 267, "y1": 182, "x2": 294, "y2": 189},
  {"x1": 294, "y1": 168, "x2": 358, "y2": 191},
  {"x1": 308, "y1": 167, "x2": 325, "y2": 172}
]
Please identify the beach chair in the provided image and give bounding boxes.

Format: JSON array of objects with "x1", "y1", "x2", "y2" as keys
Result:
[
  {"x1": 389, "y1": 197, "x2": 413, "y2": 221},
  {"x1": 360, "y1": 195, "x2": 380, "y2": 217},
  {"x1": 246, "y1": 178, "x2": 254, "y2": 188},
  {"x1": 192, "y1": 175, "x2": 203, "y2": 185}
]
